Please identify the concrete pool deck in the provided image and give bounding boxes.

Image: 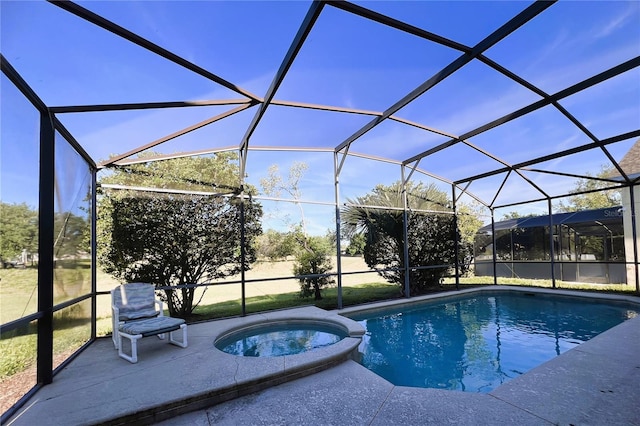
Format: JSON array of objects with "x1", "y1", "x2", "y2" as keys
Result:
[{"x1": 6, "y1": 287, "x2": 640, "y2": 425}]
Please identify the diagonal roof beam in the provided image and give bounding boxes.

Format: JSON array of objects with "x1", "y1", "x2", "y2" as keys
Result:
[
  {"x1": 99, "y1": 103, "x2": 254, "y2": 168},
  {"x1": 1, "y1": 54, "x2": 49, "y2": 113},
  {"x1": 389, "y1": 116, "x2": 457, "y2": 139},
  {"x1": 456, "y1": 129, "x2": 640, "y2": 184},
  {"x1": 271, "y1": 99, "x2": 457, "y2": 140},
  {"x1": 335, "y1": 0, "x2": 555, "y2": 170},
  {"x1": 50, "y1": 99, "x2": 253, "y2": 114},
  {"x1": 405, "y1": 56, "x2": 640, "y2": 165},
  {"x1": 514, "y1": 129, "x2": 640, "y2": 175},
  {"x1": 238, "y1": 0, "x2": 325, "y2": 178},
  {"x1": 402, "y1": 159, "x2": 422, "y2": 185},
  {"x1": 48, "y1": 0, "x2": 260, "y2": 101},
  {"x1": 490, "y1": 170, "x2": 512, "y2": 208},
  {"x1": 552, "y1": 101, "x2": 628, "y2": 181},
  {"x1": 53, "y1": 116, "x2": 96, "y2": 168},
  {"x1": 459, "y1": 138, "x2": 548, "y2": 198},
  {"x1": 477, "y1": 54, "x2": 550, "y2": 99},
  {"x1": 270, "y1": 99, "x2": 382, "y2": 116},
  {"x1": 520, "y1": 167, "x2": 627, "y2": 183},
  {"x1": 455, "y1": 181, "x2": 474, "y2": 204},
  {"x1": 2, "y1": 55, "x2": 96, "y2": 166},
  {"x1": 327, "y1": 0, "x2": 471, "y2": 53},
  {"x1": 109, "y1": 146, "x2": 240, "y2": 166},
  {"x1": 493, "y1": 196, "x2": 550, "y2": 210}
]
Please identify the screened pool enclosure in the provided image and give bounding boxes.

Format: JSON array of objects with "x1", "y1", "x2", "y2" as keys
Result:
[
  {"x1": 1, "y1": 0, "x2": 639, "y2": 419},
  {"x1": 475, "y1": 206, "x2": 630, "y2": 283}
]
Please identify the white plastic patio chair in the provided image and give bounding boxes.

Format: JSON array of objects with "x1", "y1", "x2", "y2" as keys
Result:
[{"x1": 111, "y1": 282, "x2": 188, "y2": 363}]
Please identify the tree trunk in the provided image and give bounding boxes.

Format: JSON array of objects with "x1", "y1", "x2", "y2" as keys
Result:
[{"x1": 314, "y1": 282, "x2": 322, "y2": 300}]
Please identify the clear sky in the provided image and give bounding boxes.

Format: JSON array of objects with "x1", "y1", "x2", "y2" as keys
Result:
[{"x1": 2, "y1": 0, "x2": 639, "y2": 230}]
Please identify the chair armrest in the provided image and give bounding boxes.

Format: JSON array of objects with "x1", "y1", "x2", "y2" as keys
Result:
[
  {"x1": 155, "y1": 298, "x2": 165, "y2": 317},
  {"x1": 111, "y1": 304, "x2": 120, "y2": 348}
]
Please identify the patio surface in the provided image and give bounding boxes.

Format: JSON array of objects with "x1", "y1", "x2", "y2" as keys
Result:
[{"x1": 6, "y1": 287, "x2": 640, "y2": 426}]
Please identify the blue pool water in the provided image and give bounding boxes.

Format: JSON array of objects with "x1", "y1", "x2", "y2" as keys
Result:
[
  {"x1": 350, "y1": 292, "x2": 639, "y2": 393},
  {"x1": 216, "y1": 322, "x2": 347, "y2": 357}
]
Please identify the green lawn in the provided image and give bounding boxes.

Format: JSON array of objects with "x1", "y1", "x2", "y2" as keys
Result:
[
  {"x1": 190, "y1": 282, "x2": 403, "y2": 320},
  {"x1": 0, "y1": 266, "x2": 39, "y2": 324},
  {"x1": 0, "y1": 261, "x2": 120, "y2": 324}
]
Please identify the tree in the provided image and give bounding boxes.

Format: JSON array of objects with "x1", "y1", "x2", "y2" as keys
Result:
[
  {"x1": 323, "y1": 228, "x2": 337, "y2": 250},
  {"x1": 345, "y1": 232, "x2": 366, "y2": 256},
  {"x1": 254, "y1": 229, "x2": 299, "y2": 261},
  {"x1": 54, "y1": 211, "x2": 90, "y2": 259},
  {"x1": 499, "y1": 211, "x2": 538, "y2": 220},
  {"x1": 259, "y1": 161, "x2": 336, "y2": 299},
  {"x1": 342, "y1": 181, "x2": 471, "y2": 295},
  {"x1": 260, "y1": 162, "x2": 309, "y2": 234},
  {"x1": 0, "y1": 202, "x2": 38, "y2": 266},
  {"x1": 456, "y1": 202, "x2": 484, "y2": 247},
  {"x1": 293, "y1": 236, "x2": 335, "y2": 300},
  {"x1": 97, "y1": 153, "x2": 263, "y2": 318},
  {"x1": 556, "y1": 165, "x2": 621, "y2": 212}
]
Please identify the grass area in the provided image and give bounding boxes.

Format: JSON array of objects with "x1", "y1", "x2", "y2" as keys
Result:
[
  {"x1": 0, "y1": 261, "x2": 111, "y2": 382},
  {"x1": 0, "y1": 266, "x2": 39, "y2": 324},
  {"x1": 0, "y1": 261, "x2": 119, "y2": 324},
  {"x1": 0, "y1": 332, "x2": 37, "y2": 379},
  {"x1": 189, "y1": 282, "x2": 402, "y2": 320},
  {"x1": 1, "y1": 316, "x2": 90, "y2": 380}
]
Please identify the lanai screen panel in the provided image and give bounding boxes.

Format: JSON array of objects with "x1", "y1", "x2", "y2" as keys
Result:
[{"x1": 0, "y1": 73, "x2": 40, "y2": 323}]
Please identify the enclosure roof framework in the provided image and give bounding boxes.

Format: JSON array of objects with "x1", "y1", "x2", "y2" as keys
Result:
[
  {"x1": 478, "y1": 206, "x2": 625, "y2": 233},
  {"x1": 2, "y1": 0, "x2": 639, "y2": 209}
]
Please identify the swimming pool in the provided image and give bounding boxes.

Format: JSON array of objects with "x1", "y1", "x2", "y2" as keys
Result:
[{"x1": 348, "y1": 290, "x2": 639, "y2": 393}]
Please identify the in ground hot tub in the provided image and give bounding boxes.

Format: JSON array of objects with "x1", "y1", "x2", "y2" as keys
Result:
[
  {"x1": 215, "y1": 320, "x2": 349, "y2": 357},
  {"x1": 189, "y1": 308, "x2": 364, "y2": 413}
]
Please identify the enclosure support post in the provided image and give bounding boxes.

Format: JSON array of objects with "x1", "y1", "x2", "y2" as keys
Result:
[
  {"x1": 91, "y1": 169, "x2": 97, "y2": 339},
  {"x1": 240, "y1": 190, "x2": 247, "y2": 316},
  {"x1": 452, "y1": 185, "x2": 460, "y2": 290},
  {"x1": 548, "y1": 199, "x2": 556, "y2": 288},
  {"x1": 491, "y1": 209, "x2": 498, "y2": 286},
  {"x1": 401, "y1": 166, "x2": 410, "y2": 298},
  {"x1": 37, "y1": 111, "x2": 55, "y2": 385},
  {"x1": 629, "y1": 186, "x2": 639, "y2": 292},
  {"x1": 510, "y1": 228, "x2": 514, "y2": 278},
  {"x1": 333, "y1": 152, "x2": 343, "y2": 309}
]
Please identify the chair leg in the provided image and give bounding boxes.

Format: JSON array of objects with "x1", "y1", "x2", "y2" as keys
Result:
[
  {"x1": 118, "y1": 333, "x2": 141, "y2": 363},
  {"x1": 115, "y1": 323, "x2": 187, "y2": 362},
  {"x1": 168, "y1": 324, "x2": 188, "y2": 348}
]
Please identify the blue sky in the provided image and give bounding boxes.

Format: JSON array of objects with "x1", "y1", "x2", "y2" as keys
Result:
[{"x1": 1, "y1": 0, "x2": 639, "y2": 230}]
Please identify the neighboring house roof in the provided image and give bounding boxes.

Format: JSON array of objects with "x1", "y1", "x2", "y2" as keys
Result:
[
  {"x1": 607, "y1": 138, "x2": 640, "y2": 181},
  {"x1": 618, "y1": 138, "x2": 640, "y2": 176}
]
